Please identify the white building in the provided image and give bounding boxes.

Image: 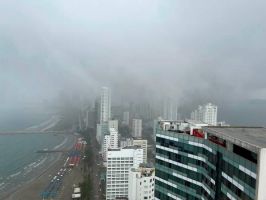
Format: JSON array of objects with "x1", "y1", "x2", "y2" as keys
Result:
[
  {"x1": 132, "y1": 119, "x2": 142, "y2": 138},
  {"x1": 96, "y1": 87, "x2": 112, "y2": 144},
  {"x1": 100, "y1": 87, "x2": 111, "y2": 123},
  {"x1": 191, "y1": 103, "x2": 217, "y2": 125},
  {"x1": 97, "y1": 120, "x2": 118, "y2": 145},
  {"x1": 128, "y1": 166, "x2": 155, "y2": 200},
  {"x1": 132, "y1": 139, "x2": 147, "y2": 163},
  {"x1": 106, "y1": 146, "x2": 144, "y2": 200},
  {"x1": 120, "y1": 138, "x2": 148, "y2": 163},
  {"x1": 103, "y1": 128, "x2": 119, "y2": 161},
  {"x1": 122, "y1": 111, "x2": 130, "y2": 126}
]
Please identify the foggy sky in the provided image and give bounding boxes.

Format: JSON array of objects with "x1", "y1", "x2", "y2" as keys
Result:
[{"x1": 1, "y1": 0, "x2": 266, "y2": 117}]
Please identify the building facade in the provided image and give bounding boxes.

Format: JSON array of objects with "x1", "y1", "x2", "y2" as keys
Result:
[
  {"x1": 103, "y1": 128, "x2": 119, "y2": 161},
  {"x1": 106, "y1": 146, "x2": 144, "y2": 200},
  {"x1": 132, "y1": 139, "x2": 148, "y2": 164},
  {"x1": 155, "y1": 120, "x2": 266, "y2": 200},
  {"x1": 96, "y1": 122, "x2": 108, "y2": 144},
  {"x1": 128, "y1": 166, "x2": 155, "y2": 200},
  {"x1": 132, "y1": 119, "x2": 142, "y2": 138},
  {"x1": 120, "y1": 138, "x2": 148, "y2": 163}
]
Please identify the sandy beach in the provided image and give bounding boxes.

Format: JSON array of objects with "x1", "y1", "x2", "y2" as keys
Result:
[{"x1": 2, "y1": 133, "x2": 77, "y2": 200}]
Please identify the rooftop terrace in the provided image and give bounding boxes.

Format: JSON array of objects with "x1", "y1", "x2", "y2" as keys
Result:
[{"x1": 203, "y1": 126, "x2": 266, "y2": 153}]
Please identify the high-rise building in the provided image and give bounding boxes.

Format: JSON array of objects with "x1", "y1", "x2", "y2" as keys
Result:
[
  {"x1": 96, "y1": 122, "x2": 108, "y2": 144},
  {"x1": 191, "y1": 103, "x2": 217, "y2": 125},
  {"x1": 132, "y1": 119, "x2": 142, "y2": 138},
  {"x1": 97, "y1": 120, "x2": 118, "y2": 146},
  {"x1": 122, "y1": 111, "x2": 130, "y2": 126},
  {"x1": 106, "y1": 146, "x2": 144, "y2": 200},
  {"x1": 100, "y1": 87, "x2": 111, "y2": 123},
  {"x1": 162, "y1": 99, "x2": 178, "y2": 120},
  {"x1": 128, "y1": 166, "x2": 155, "y2": 200},
  {"x1": 155, "y1": 120, "x2": 266, "y2": 200},
  {"x1": 120, "y1": 138, "x2": 148, "y2": 163},
  {"x1": 95, "y1": 97, "x2": 101, "y2": 125},
  {"x1": 103, "y1": 128, "x2": 119, "y2": 161},
  {"x1": 96, "y1": 87, "x2": 112, "y2": 145}
]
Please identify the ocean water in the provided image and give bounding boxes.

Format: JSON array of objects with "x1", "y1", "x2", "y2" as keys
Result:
[{"x1": 0, "y1": 133, "x2": 67, "y2": 195}]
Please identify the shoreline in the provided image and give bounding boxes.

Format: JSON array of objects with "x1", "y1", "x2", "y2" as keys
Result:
[{"x1": 1, "y1": 133, "x2": 77, "y2": 200}]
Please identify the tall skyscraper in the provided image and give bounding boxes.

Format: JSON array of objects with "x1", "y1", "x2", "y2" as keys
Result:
[
  {"x1": 100, "y1": 87, "x2": 111, "y2": 123},
  {"x1": 132, "y1": 119, "x2": 142, "y2": 138},
  {"x1": 191, "y1": 103, "x2": 217, "y2": 125},
  {"x1": 96, "y1": 87, "x2": 112, "y2": 145},
  {"x1": 128, "y1": 166, "x2": 155, "y2": 200},
  {"x1": 106, "y1": 146, "x2": 144, "y2": 200},
  {"x1": 96, "y1": 122, "x2": 108, "y2": 144},
  {"x1": 155, "y1": 120, "x2": 266, "y2": 200},
  {"x1": 162, "y1": 98, "x2": 178, "y2": 120}
]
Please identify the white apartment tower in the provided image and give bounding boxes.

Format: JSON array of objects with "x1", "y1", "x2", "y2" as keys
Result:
[
  {"x1": 128, "y1": 166, "x2": 155, "y2": 200},
  {"x1": 106, "y1": 146, "x2": 144, "y2": 200},
  {"x1": 120, "y1": 138, "x2": 148, "y2": 163},
  {"x1": 103, "y1": 128, "x2": 119, "y2": 161},
  {"x1": 132, "y1": 119, "x2": 142, "y2": 138},
  {"x1": 100, "y1": 87, "x2": 111, "y2": 123},
  {"x1": 96, "y1": 87, "x2": 111, "y2": 144},
  {"x1": 132, "y1": 139, "x2": 148, "y2": 163},
  {"x1": 191, "y1": 103, "x2": 217, "y2": 125},
  {"x1": 203, "y1": 103, "x2": 217, "y2": 125},
  {"x1": 98, "y1": 120, "x2": 118, "y2": 144}
]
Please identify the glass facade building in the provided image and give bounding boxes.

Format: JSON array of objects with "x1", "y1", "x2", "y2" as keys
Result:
[{"x1": 155, "y1": 121, "x2": 266, "y2": 200}]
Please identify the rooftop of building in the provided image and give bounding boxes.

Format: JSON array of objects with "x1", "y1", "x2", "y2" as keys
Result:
[
  {"x1": 203, "y1": 126, "x2": 266, "y2": 152},
  {"x1": 131, "y1": 166, "x2": 155, "y2": 176},
  {"x1": 157, "y1": 120, "x2": 266, "y2": 153},
  {"x1": 185, "y1": 119, "x2": 208, "y2": 126}
]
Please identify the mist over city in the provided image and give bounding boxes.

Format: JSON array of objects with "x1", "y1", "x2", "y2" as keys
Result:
[
  {"x1": 1, "y1": 0, "x2": 266, "y2": 127},
  {"x1": 0, "y1": 1, "x2": 266, "y2": 200}
]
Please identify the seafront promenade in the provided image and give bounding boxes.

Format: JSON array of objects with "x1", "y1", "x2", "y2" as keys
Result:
[{"x1": 1, "y1": 132, "x2": 82, "y2": 200}]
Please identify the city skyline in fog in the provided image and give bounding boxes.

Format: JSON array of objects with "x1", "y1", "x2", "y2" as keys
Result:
[{"x1": 1, "y1": 0, "x2": 266, "y2": 126}]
